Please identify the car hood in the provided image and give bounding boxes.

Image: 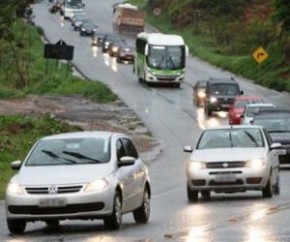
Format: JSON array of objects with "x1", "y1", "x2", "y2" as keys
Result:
[
  {"x1": 14, "y1": 164, "x2": 113, "y2": 185},
  {"x1": 269, "y1": 132, "x2": 290, "y2": 145},
  {"x1": 191, "y1": 148, "x2": 266, "y2": 162}
]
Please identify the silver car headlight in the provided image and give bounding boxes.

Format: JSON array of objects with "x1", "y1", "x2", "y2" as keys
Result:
[
  {"x1": 246, "y1": 158, "x2": 266, "y2": 169},
  {"x1": 188, "y1": 161, "x2": 206, "y2": 171},
  {"x1": 81, "y1": 28, "x2": 85, "y2": 31},
  {"x1": 210, "y1": 96, "x2": 217, "y2": 103},
  {"x1": 112, "y1": 46, "x2": 119, "y2": 52},
  {"x1": 6, "y1": 182, "x2": 25, "y2": 195},
  {"x1": 84, "y1": 179, "x2": 109, "y2": 192}
]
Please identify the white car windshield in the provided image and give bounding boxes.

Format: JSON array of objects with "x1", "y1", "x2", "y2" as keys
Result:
[
  {"x1": 197, "y1": 128, "x2": 265, "y2": 149},
  {"x1": 25, "y1": 138, "x2": 110, "y2": 166}
]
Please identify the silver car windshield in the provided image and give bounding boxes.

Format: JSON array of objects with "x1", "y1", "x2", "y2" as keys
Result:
[
  {"x1": 25, "y1": 138, "x2": 110, "y2": 166},
  {"x1": 197, "y1": 128, "x2": 265, "y2": 149}
]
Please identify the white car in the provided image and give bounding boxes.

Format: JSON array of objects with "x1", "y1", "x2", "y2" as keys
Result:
[
  {"x1": 240, "y1": 103, "x2": 276, "y2": 124},
  {"x1": 184, "y1": 125, "x2": 285, "y2": 202},
  {"x1": 5, "y1": 131, "x2": 151, "y2": 234}
]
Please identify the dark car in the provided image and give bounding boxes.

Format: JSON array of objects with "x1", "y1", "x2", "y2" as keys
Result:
[
  {"x1": 193, "y1": 80, "x2": 207, "y2": 107},
  {"x1": 102, "y1": 33, "x2": 124, "y2": 53},
  {"x1": 79, "y1": 19, "x2": 98, "y2": 36},
  {"x1": 204, "y1": 77, "x2": 243, "y2": 117},
  {"x1": 71, "y1": 12, "x2": 87, "y2": 31},
  {"x1": 116, "y1": 45, "x2": 135, "y2": 63},
  {"x1": 91, "y1": 31, "x2": 107, "y2": 47},
  {"x1": 252, "y1": 109, "x2": 290, "y2": 165},
  {"x1": 108, "y1": 38, "x2": 127, "y2": 57}
]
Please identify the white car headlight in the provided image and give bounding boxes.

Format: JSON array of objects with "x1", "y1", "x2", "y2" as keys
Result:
[
  {"x1": 6, "y1": 183, "x2": 24, "y2": 195},
  {"x1": 84, "y1": 179, "x2": 109, "y2": 192},
  {"x1": 188, "y1": 161, "x2": 206, "y2": 171},
  {"x1": 112, "y1": 46, "x2": 119, "y2": 52},
  {"x1": 197, "y1": 91, "x2": 206, "y2": 98},
  {"x1": 81, "y1": 28, "x2": 85, "y2": 31},
  {"x1": 246, "y1": 158, "x2": 266, "y2": 169},
  {"x1": 210, "y1": 96, "x2": 217, "y2": 103}
]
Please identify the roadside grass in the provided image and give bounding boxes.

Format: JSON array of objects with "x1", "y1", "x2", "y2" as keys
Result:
[
  {"x1": 0, "y1": 115, "x2": 83, "y2": 199},
  {"x1": 0, "y1": 20, "x2": 117, "y2": 199}
]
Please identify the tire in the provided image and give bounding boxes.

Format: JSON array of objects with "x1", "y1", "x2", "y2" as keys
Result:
[
  {"x1": 104, "y1": 192, "x2": 122, "y2": 230},
  {"x1": 262, "y1": 177, "x2": 273, "y2": 198},
  {"x1": 201, "y1": 190, "x2": 211, "y2": 200},
  {"x1": 133, "y1": 188, "x2": 150, "y2": 223},
  {"x1": 45, "y1": 219, "x2": 60, "y2": 227},
  {"x1": 7, "y1": 219, "x2": 26, "y2": 234},
  {"x1": 187, "y1": 184, "x2": 198, "y2": 202},
  {"x1": 274, "y1": 175, "x2": 280, "y2": 195},
  {"x1": 205, "y1": 105, "x2": 212, "y2": 117}
]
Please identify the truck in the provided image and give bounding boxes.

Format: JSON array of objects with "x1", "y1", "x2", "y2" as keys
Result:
[{"x1": 112, "y1": 3, "x2": 145, "y2": 34}]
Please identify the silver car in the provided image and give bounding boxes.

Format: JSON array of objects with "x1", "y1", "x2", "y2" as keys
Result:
[
  {"x1": 240, "y1": 103, "x2": 276, "y2": 124},
  {"x1": 5, "y1": 131, "x2": 151, "y2": 234},
  {"x1": 184, "y1": 125, "x2": 285, "y2": 202}
]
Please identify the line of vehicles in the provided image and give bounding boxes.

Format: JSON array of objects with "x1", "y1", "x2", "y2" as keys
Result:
[{"x1": 5, "y1": 0, "x2": 290, "y2": 235}]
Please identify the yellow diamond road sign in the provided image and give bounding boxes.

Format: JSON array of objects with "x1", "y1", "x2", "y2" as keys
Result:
[{"x1": 252, "y1": 46, "x2": 269, "y2": 63}]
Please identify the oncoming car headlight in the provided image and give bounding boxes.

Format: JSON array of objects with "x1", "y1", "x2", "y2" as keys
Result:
[
  {"x1": 112, "y1": 46, "x2": 119, "y2": 52},
  {"x1": 197, "y1": 91, "x2": 206, "y2": 98},
  {"x1": 210, "y1": 96, "x2": 217, "y2": 103},
  {"x1": 246, "y1": 159, "x2": 266, "y2": 169},
  {"x1": 84, "y1": 179, "x2": 109, "y2": 192},
  {"x1": 188, "y1": 161, "x2": 206, "y2": 171},
  {"x1": 6, "y1": 183, "x2": 24, "y2": 195}
]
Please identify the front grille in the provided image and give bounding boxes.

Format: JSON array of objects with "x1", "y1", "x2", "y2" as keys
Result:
[
  {"x1": 8, "y1": 202, "x2": 104, "y2": 215},
  {"x1": 209, "y1": 171, "x2": 242, "y2": 175},
  {"x1": 206, "y1": 161, "x2": 245, "y2": 169},
  {"x1": 25, "y1": 185, "x2": 83, "y2": 194},
  {"x1": 156, "y1": 75, "x2": 178, "y2": 81},
  {"x1": 279, "y1": 155, "x2": 290, "y2": 164},
  {"x1": 209, "y1": 179, "x2": 243, "y2": 186}
]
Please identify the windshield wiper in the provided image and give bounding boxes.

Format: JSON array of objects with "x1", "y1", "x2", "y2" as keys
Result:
[
  {"x1": 62, "y1": 151, "x2": 102, "y2": 163},
  {"x1": 41, "y1": 150, "x2": 77, "y2": 164},
  {"x1": 244, "y1": 131, "x2": 259, "y2": 147}
]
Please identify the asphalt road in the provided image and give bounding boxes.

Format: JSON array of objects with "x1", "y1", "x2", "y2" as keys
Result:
[{"x1": 1, "y1": 1, "x2": 290, "y2": 241}]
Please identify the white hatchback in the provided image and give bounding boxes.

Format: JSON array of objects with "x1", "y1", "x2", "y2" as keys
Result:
[
  {"x1": 5, "y1": 131, "x2": 151, "y2": 234},
  {"x1": 240, "y1": 103, "x2": 276, "y2": 124},
  {"x1": 184, "y1": 125, "x2": 285, "y2": 202}
]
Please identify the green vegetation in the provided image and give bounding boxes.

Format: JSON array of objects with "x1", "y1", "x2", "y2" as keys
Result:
[
  {"x1": 0, "y1": 115, "x2": 82, "y2": 199},
  {"x1": 0, "y1": 1, "x2": 117, "y2": 198},
  {"x1": 127, "y1": 0, "x2": 290, "y2": 92}
]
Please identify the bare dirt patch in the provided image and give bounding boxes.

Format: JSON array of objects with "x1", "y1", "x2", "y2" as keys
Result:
[{"x1": 0, "y1": 94, "x2": 163, "y2": 163}]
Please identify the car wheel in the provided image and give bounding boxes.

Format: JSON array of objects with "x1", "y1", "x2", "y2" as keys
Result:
[
  {"x1": 262, "y1": 177, "x2": 273, "y2": 198},
  {"x1": 205, "y1": 105, "x2": 212, "y2": 117},
  {"x1": 187, "y1": 184, "x2": 198, "y2": 202},
  {"x1": 201, "y1": 190, "x2": 211, "y2": 200},
  {"x1": 104, "y1": 191, "x2": 122, "y2": 230},
  {"x1": 45, "y1": 219, "x2": 60, "y2": 227},
  {"x1": 133, "y1": 187, "x2": 150, "y2": 223},
  {"x1": 7, "y1": 219, "x2": 26, "y2": 234}
]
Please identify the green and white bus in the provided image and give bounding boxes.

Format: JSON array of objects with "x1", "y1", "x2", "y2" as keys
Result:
[{"x1": 134, "y1": 32, "x2": 187, "y2": 87}]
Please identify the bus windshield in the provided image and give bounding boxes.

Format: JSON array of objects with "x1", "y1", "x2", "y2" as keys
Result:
[
  {"x1": 65, "y1": 0, "x2": 83, "y2": 9},
  {"x1": 147, "y1": 45, "x2": 185, "y2": 70}
]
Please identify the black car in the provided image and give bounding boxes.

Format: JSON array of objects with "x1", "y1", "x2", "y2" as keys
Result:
[
  {"x1": 91, "y1": 31, "x2": 107, "y2": 47},
  {"x1": 102, "y1": 34, "x2": 124, "y2": 53},
  {"x1": 79, "y1": 19, "x2": 98, "y2": 36},
  {"x1": 193, "y1": 80, "x2": 207, "y2": 107},
  {"x1": 71, "y1": 12, "x2": 87, "y2": 31},
  {"x1": 252, "y1": 109, "x2": 290, "y2": 165},
  {"x1": 204, "y1": 77, "x2": 243, "y2": 116},
  {"x1": 108, "y1": 38, "x2": 127, "y2": 57},
  {"x1": 116, "y1": 45, "x2": 135, "y2": 63}
]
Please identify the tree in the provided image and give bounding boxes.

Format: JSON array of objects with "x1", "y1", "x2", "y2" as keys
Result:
[{"x1": 274, "y1": 0, "x2": 290, "y2": 34}]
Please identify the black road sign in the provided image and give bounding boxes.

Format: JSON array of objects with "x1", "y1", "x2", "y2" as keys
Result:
[{"x1": 44, "y1": 39, "x2": 74, "y2": 60}]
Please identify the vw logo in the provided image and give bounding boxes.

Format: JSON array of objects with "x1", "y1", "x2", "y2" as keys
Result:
[
  {"x1": 222, "y1": 162, "x2": 228, "y2": 168},
  {"x1": 48, "y1": 186, "x2": 58, "y2": 194}
]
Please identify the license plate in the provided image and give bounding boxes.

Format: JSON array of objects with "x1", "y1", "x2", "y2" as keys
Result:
[
  {"x1": 39, "y1": 198, "x2": 66, "y2": 207},
  {"x1": 221, "y1": 104, "x2": 230, "y2": 108},
  {"x1": 215, "y1": 174, "x2": 236, "y2": 182}
]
